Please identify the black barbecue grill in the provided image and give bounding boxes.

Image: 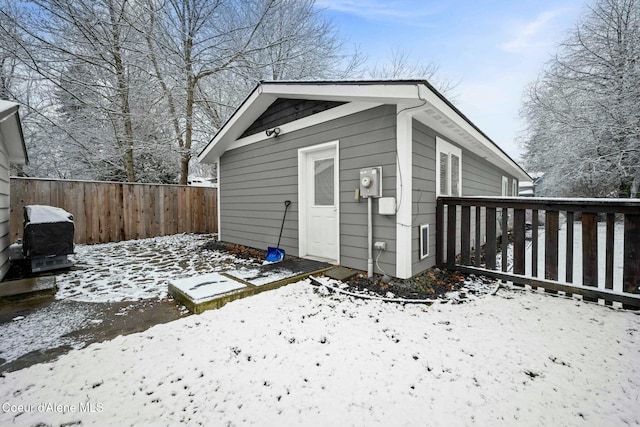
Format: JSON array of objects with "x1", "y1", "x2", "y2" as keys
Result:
[{"x1": 10, "y1": 205, "x2": 75, "y2": 272}]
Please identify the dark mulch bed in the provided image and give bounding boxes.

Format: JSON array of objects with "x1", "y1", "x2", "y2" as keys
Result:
[
  {"x1": 201, "y1": 240, "x2": 495, "y2": 301},
  {"x1": 202, "y1": 240, "x2": 267, "y2": 262},
  {"x1": 342, "y1": 268, "x2": 476, "y2": 300}
]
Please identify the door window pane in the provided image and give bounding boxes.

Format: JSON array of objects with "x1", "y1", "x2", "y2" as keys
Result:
[{"x1": 314, "y1": 158, "x2": 334, "y2": 206}]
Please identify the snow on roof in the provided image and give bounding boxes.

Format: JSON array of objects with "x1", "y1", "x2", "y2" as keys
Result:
[{"x1": 25, "y1": 205, "x2": 74, "y2": 224}]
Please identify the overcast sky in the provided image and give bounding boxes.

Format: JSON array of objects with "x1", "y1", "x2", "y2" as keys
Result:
[{"x1": 315, "y1": 0, "x2": 588, "y2": 163}]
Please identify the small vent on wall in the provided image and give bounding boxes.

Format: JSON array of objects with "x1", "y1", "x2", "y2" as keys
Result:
[{"x1": 419, "y1": 224, "x2": 429, "y2": 260}]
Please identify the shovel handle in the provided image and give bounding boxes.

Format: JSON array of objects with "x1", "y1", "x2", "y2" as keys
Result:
[{"x1": 276, "y1": 200, "x2": 291, "y2": 249}]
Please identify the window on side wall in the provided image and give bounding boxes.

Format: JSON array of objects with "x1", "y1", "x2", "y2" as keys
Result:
[
  {"x1": 436, "y1": 137, "x2": 462, "y2": 197},
  {"x1": 512, "y1": 179, "x2": 518, "y2": 197},
  {"x1": 501, "y1": 176, "x2": 509, "y2": 196}
]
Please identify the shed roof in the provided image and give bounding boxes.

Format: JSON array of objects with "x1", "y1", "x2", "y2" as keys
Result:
[
  {"x1": 0, "y1": 100, "x2": 29, "y2": 165},
  {"x1": 198, "y1": 80, "x2": 530, "y2": 182}
]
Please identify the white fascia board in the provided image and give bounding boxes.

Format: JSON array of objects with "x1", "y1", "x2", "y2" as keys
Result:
[
  {"x1": 415, "y1": 85, "x2": 529, "y2": 182},
  {"x1": 198, "y1": 86, "x2": 275, "y2": 163},
  {"x1": 261, "y1": 82, "x2": 424, "y2": 105},
  {"x1": 226, "y1": 101, "x2": 382, "y2": 152}
]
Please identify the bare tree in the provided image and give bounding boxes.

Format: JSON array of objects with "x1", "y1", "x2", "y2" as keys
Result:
[
  {"x1": 1, "y1": 0, "x2": 368, "y2": 183},
  {"x1": 140, "y1": 0, "x2": 364, "y2": 184},
  {"x1": 366, "y1": 47, "x2": 460, "y2": 98},
  {"x1": 521, "y1": 0, "x2": 640, "y2": 197}
]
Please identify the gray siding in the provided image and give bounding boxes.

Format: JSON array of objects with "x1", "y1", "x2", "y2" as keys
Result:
[
  {"x1": 220, "y1": 104, "x2": 398, "y2": 275},
  {"x1": 0, "y1": 134, "x2": 11, "y2": 280},
  {"x1": 411, "y1": 120, "x2": 518, "y2": 276},
  {"x1": 411, "y1": 121, "x2": 438, "y2": 275},
  {"x1": 462, "y1": 149, "x2": 506, "y2": 196}
]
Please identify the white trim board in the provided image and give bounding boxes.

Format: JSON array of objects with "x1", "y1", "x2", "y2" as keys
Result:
[
  {"x1": 395, "y1": 108, "x2": 413, "y2": 279},
  {"x1": 226, "y1": 101, "x2": 380, "y2": 153},
  {"x1": 436, "y1": 136, "x2": 462, "y2": 197}
]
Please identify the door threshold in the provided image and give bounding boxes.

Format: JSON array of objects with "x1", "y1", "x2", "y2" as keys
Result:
[{"x1": 303, "y1": 255, "x2": 337, "y2": 264}]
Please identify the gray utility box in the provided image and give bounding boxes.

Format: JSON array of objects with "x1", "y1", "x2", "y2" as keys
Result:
[
  {"x1": 10, "y1": 205, "x2": 75, "y2": 273},
  {"x1": 359, "y1": 167, "x2": 382, "y2": 198}
]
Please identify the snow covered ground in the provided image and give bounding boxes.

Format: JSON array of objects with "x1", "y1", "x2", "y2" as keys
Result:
[
  {"x1": 0, "y1": 233, "x2": 256, "y2": 367},
  {"x1": 1, "y1": 280, "x2": 638, "y2": 426},
  {"x1": 55, "y1": 233, "x2": 253, "y2": 302}
]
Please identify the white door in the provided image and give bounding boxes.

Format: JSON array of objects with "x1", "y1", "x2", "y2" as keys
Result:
[{"x1": 299, "y1": 143, "x2": 339, "y2": 263}]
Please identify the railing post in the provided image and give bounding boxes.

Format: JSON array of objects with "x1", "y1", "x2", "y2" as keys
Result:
[
  {"x1": 545, "y1": 210, "x2": 559, "y2": 281},
  {"x1": 461, "y1": 205, "x2": 471, "y2": 265},
  {"x1": 474, "y1": 206, "x2": 481, "y2": 267},
  {"x1": 582, "y1": 213, "x2": 598, "y2": 291},
  {"x1": 486, "y1": 207, "x2": 497, "y2": 270},
  {"x1": 605, "y1": 213, "x2": 615, "y2": 291},
  {"x1": 447, "y1": 203, "x2": 457, "y2": 267},
  {"x1": 501, "y1": 207, "x2": 508, "y2": 273},
  {"x1": 436, "y1": 198, "x2": 444, "y2": 267},
  {"x1": 623, "y1": 214, "x2": 640, "y2": 294},
  {"x1": 531, "y1": 209, "x2": 538, "y2": 277},
  {"x1": 566, "y1": 211, "x2": 574, "y2": 283},
  {"x1": 513, "y1": 208, "x2": 525, "y2": 274}
]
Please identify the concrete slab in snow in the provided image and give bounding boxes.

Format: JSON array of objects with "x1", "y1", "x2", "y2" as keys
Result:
[{"x1": 169, "y1": 273, "x2": 245, "y2": 304}]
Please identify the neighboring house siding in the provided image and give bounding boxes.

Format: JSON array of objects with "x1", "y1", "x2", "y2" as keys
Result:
[
  {"x1": 0, "y1": 134, "x2": 11, "y2": 280},
  {"x1": 220, "y1": 105, "x2": 398, "y2": 275}
]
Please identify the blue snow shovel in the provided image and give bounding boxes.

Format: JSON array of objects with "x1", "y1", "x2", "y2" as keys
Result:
[{"x1": 265, "y1": 200, "x2": 291, "y2": 263}]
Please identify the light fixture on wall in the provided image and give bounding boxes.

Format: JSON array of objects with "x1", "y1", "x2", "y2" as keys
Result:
[{"x1": 265, "y1": 127, "x2": 281, "y2": 138}]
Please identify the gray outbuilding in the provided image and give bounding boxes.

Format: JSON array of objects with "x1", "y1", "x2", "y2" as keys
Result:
[{"x1": 198, "y1": 80, "x2": 530, "y2": 279}]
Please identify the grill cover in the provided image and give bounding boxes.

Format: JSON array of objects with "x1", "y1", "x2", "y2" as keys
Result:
[{"x1": 23, "y1": 205, "x2": 74, "y2": 258}]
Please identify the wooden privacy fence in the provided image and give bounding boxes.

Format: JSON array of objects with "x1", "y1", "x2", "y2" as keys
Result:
[
  {"x1": 436, "y1": 196, "x2": 640, "y2": 308},
  {"x1": 10, "y1": 177, "x2": 217, "y2": 244}
]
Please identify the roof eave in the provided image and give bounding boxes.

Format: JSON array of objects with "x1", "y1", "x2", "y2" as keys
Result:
[
  {"x1": 0, "y1": 101, "x2": 29, "y2": 165},
  {"x1": 198, "y1": 80, "x2": 530, "y2": 182}
]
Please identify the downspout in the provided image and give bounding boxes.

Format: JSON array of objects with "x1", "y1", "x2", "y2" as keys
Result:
[
  {"x1": 368, "y1": 196, "x2": 373, "y2": 277},
  {"x1": 216, "y1": 157, "x2": 222, "y2": 241},
  {"x1": 395, "y1": 84, "x2": 429, "y2": 279}
]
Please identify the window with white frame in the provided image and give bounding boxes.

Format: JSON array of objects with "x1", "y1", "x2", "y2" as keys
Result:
[
  {"x1": 501, "y1": 176, "x2": 509, "y2": 196},
  {"x1": 436, "y1": 137, "x2": 462, "y2": 197},
  {"x1": 419, "y1": 224, "x2": 429, "y2": 259},
  {"x1": 512, "y1": 178, "x2": 518, "y2": 196}
]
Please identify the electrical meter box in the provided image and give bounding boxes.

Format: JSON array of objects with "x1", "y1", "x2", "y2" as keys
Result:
[{"x1": 359, "y1": 167, "x2": 382, "y2": 198}]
